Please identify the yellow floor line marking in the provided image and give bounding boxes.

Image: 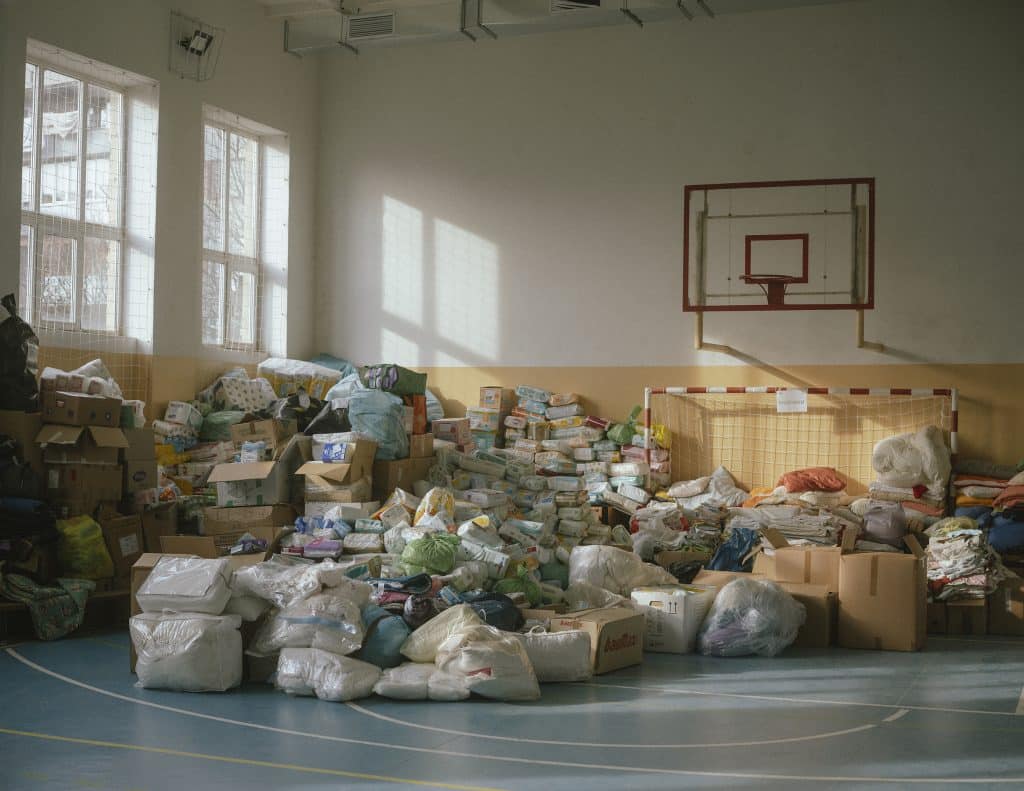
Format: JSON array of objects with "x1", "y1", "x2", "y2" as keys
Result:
[{"x1": 0, "y1": 726, "x2": 505, "y2": 791}]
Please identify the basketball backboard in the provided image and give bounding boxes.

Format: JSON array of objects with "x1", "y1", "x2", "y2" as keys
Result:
[{"x1": 683, "y1": 178, "x2": 874, "y2": 312}]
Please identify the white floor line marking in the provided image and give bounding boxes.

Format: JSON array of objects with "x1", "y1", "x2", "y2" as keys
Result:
[
  {"x1": 583, "y1": 680, "x2": 1024, "y2": 718},
  {"x1": 6, "y1": 647, "x2": 1024, "y2": 785},
  {"x1": 884, "y1": 709, "x2": 910, "y2": 723},
  {"x1": 344, "y1": 702, "x2": 877, "y2": 749},
  {"x1": 930, "y1": 636, "x2": 1024, "y2": 646},
  {"x1": 1016, "y1": 688, "x2": 1024, "y2": 716}
]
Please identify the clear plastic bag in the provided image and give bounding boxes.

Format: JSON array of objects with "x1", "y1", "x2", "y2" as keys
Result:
[
  {"x1": 232, "y1": 557, "x2": 368, "y2": 608},
  {"x1": 136, "y1": 556, "x2": 231, "y2": 614},
  {"x1": 131, "y1": 612, "x2": 242, "y2": 692},
  {"x1": 55, "y1": 515, "x2": 114, "y2": 580},
  {"x1": 435, "y1": 624, "x2": 540, "y2": 701},
  {"x1": 400, "y1": 603, "x2": 483, "y2": 663},
  {"x1": 697, "y1": 578, "x2": 805, "y2": 657},
  {"x1": 275, "y1": 647, "x2": 381, "y2": 701},
  {"x1": 513, "y1": 628, "x2": 592, "y2": 683},
  {"x1": 568, "y1": 545, "x2": 676, "y2": 596},
  {"x1": 248, "y1": 591, "x2": 365, "y2": 657}
]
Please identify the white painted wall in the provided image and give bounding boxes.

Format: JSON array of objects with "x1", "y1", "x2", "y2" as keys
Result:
[
  {"x1": 0, "y1": 0, "x2": 318, "y2": 360},
  {"x1": 315, "y1": 0, "x2": 1024, "y2": 368}
]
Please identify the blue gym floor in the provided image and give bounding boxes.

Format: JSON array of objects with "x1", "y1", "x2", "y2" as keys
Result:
[{"x1": 1, "y1": 632, "x2": 1023, "y2": 790}]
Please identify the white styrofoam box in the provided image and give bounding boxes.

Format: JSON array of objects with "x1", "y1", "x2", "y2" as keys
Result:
[{"x1": 630, "y1": 584, "x2": 717, "y2": 654}]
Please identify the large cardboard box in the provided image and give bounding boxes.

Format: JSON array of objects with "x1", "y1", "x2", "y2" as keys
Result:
[
  {"x1": 837, "y1": 535, "x2": 927, "y2": 652},
  {"x1": 0, "y1": 410, "x2": 44, "y2": 488},
  {"x1": 372, "y1": 457, "x2": 436, "y2": 501},
  {"x1": 42, "y1": 391, "x2": 121, "y2": 427},
  {"x1": 36, "y1": 424, "x2": 128, "y2": 465},
  {"x1": 140, "y1": 502, "x2": 178, "y2": 552},
  {"x1": 409, "y1": 432, "x2": 435, "y2": 459},
  {"x1": 947, "y1": 599, "x2": 987, "y2": 636},
  {"x1": 776, "y1": 582, "x2": 837, "y2": 649},
  {"x1": 432, "y1": 418, "x2": 471, "y2": 445},
  {"x1": 630, "y1": 584, "x2": 717, "y2": 654},
  {"x1": 693, "y1": 569, "x2": 765, "y2": 587},
  {"x1": 121, "y1": 428, "x2": 156, "y2": 461},
  {"x1": 295, "y1": 440, "x2": 377, "y2": 503},
  {"x1": 479, "y1": 387, "x2": 513, "y2": 411},
  {"x1": 203, "y1": 504, "x2": 296, "y2": 535},
  {"x1": 160, "y1": 525, "x2": 287, "y2": 572},
  {"x1": 988, "y1": 577, "x2": 1024, "y2": 636},
  {"x1": 46, "y1": 464, "x2": 123, "y2": 517},
  {"x1": 124, "y1": 459, "x2": 159, "y2": 493},
  {"x1": 208, "y1": 460, "x2": 292, "y2": 506},
  {"x1": 548, "y1": 607, "x2": 644, "y2": 674},
  {"x1": 97, "y1": 510, "x2": 144, "y2": 582},
  {"x1": 764, "y1": 528, "x2": 844, "y2": 593},
  {"x1": 229, "y1": 418, "x2": 298, "y2": 455}
]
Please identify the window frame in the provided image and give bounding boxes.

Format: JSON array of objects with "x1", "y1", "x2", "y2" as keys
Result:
[
  {"x1": 201, "y1": 118, "x2": 264, "y2": 353},
  {"x1": 20, "y1": 58, "x2": 129, "y2": 336}
]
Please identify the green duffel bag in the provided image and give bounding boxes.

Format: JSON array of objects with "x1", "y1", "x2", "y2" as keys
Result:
[{"x1": 360, "y1": 364, "x2": 427, "y2": 396}]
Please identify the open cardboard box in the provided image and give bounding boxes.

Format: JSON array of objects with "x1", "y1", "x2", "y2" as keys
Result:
[
  {"x1": 207, "y1": 432, "x2": 312, "y2": 507},
  {"x1": 760, "y1": 526, "x2": 848, "y2": 593},
  {"x1": 296, "y1": 440, "x2": 377, "y2": 502},
  {"x1": 229, "y1": 418, "x2": 298, "y2": 457},
  {"x1": 37, "y1": 424, "x2": 127, "y2": 465},
  {"x1": 159, "y1": 524, "x2": 289, "y2": 572}
]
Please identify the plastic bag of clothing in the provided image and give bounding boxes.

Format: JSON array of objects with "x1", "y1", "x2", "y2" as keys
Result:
[
  {"x1": 131, "y1": 612, "x2": 242, "y2": 692},
  {"x1": 275, "y1": 647, "x2": 381, "y2": 702},
  {"x1": 248, "y1": 591, "x2": 365, "y2": 657},
  {"x1": 568, "y1": 545, "x2": 676, "y2": 596},
  {"x1": 347, "y1": 389, "x2": 409, "y2": 460},
  {"x1": 136, "y1": 556, "x2": 232, "y2": 614},
  {"x1": 0, "y1": 294, "x2": 39, "y2": 410},
  {"x1": 199, "y1": 410, "x2": 246, "y2": 442},
  {"x1": 55, "y1": 516, "x2": 114, "y2": 580},
  {"x1": 871, "y1": 425, "x2": 951, "y2": 498},
  {"x1": 401, "y1": 603, "x2": 484, "y2": 663},
  {"x1": 513, "y1": 628, "x2": 592, "y2": 683},
  {"x1": 435, "y1": 624, "x2": 540, "y2": 701},
  {"x1": 707, "y1": 527, "x2": 761, "y2": 572},
  {"x1": 232, "y1": 557, "x2": 363, "y2": 608},
  {"x1": 460, "y1": 591, "x2": 525, "y2": 632},
  {"x1": 862, "y1": 501, "x2": 907, "y2": 548},
  {"x1": 357, "y1": 604, "x2": 412, "y2": 668},
  {"x1": 401, "y1": 533, "x2": 460, "y2": 575},
  {"x1": 223, "y1": 594, "x2": 269, "y2": 622},
  {"x1": 372, "y1": 661, "x2": 434, "y2": 699},
  {"x1": 561, "y1": 582, "x2": 634, "y2": 612},
  {"x1": 697, "y1": 578, "x2": 805, "y2": 657},
  {"x1": 674, "y1": 466, "x2": 748, "y2": 509}
]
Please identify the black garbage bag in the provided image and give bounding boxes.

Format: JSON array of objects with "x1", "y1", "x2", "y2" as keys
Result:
[{"x1": 0, "y1": 294, "x2": 39, "y2": 410}]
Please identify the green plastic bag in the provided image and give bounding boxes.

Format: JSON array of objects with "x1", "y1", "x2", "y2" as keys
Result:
[
  {"x1": 400, "y1": 533, "x2": 460, "y2": 575},
  {"x1": 607, "y1": 405, "x2": 642, "y2": 446},
  {"x1": 199, "y1": 410, "x2": 246, "y2": 441},
  {"x1": 360, "y1": 364, "x2": 427, "y2": 396},
  {"x1": 493, "y1": 567, "x2": 543, "y2": 607},
  {"x1": 56, "y1": 516, "x2": 114, "y2": 580}
]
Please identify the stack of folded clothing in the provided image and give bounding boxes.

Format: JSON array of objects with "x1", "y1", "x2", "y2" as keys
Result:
[
  {"x1": 869, "y1": 426, "x2": 951, "y2": 518},
  {"x1": 990, "y1": 477, "x2": 1024, "y2": 557},
  {"x1": 924, "y1": 517, "x2": 1006, "y2": 601},
  {"x1": 952, "y1": 473, "x2": 1009, "y2": 509}
]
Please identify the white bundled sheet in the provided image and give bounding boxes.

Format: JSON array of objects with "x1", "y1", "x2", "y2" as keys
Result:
[
  {"x1": 372, "y1": 662, "x2": 471, "y2": 701},
  {"x1": 248, "y1": 591, "x2": 365, "y2": 657},
  {"x1": 672, "y1": 466, "x2": 747, "y2": 509},
  {"x1": 136, "y1": 557, "x2": 232, "y2": 615},
  {"x1": 513, "y1": 629, "x2": 592, "y2": 683},
  {"x1": 568, "y1": 545, "x2": 676, "y2": 596},
  {"x1": 871, "y1": 425, "x2": 951, "y2": 498},
  {"x1": 435, "y1": 625, "x2": 540, "y2": 701},
  {"x1": 232, "y1": 557, "x2": 367, "y2": 608},
  {"x1": 275, "y1": 648, "x2": 381, "y2": 701},
  {"x1": 131, "y1": 612, "x2": 242, "y2": 692},
  {"x1": 401, "y1": 604, "x2": 483, "y2": 663}
]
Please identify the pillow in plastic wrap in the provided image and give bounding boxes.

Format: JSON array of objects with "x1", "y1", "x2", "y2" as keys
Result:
[
  {"x1": 567, "y1": 545, "x2": 676, "y2": 596},
  {"x1": 275, "y1": 647, "x2": 381, "y2": 701},
  {"x1": 673, "y1": 466, "x2": 748, "y2": 509},
  {"x1": 401, "y1": 603, "x2": 484, "y2": 663},
  {"x1": 130, "y1": 612, "x2": 242, "y2": 692},
  {"x1": 871, "y1": 425, "x2": 951, "y2": 498},
  {"x1": 347, "y1": 389, "x2": 409, "y2": 461},
  {"x1": 136, "y1": 557, "x2": 232, "y2": 614},
  {"x1": 513, "y1": 629, "x2": 592, "y2": 683},
  {"x1": 231, "y1": 557, "x2": 369, "y2": 608},
  {"x1": 248, "y1": 591, "x2": 365, "y2": 657},
  {"x1": 697, "y1": 577, "x2": 806, "y2": 657},
  {"x1": 435, "y1": 624, "x2": 540, "y2": 701}
]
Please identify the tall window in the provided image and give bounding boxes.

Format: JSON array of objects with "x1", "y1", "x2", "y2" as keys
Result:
[
  {"x1": 202, "y1": 122, "x2": 262, "y2": 350},
  {"x1": 21, "y1": 61, "x2": 125, "y2": 333}
]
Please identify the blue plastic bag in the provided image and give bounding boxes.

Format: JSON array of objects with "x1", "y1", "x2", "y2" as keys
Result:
[{"x1": 347, "y1": 389, "x2": 409, "y2": 460}]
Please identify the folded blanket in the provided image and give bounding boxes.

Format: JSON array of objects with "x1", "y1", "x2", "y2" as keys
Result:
[
  {"x1": 993, "y1": 485, "x2": 1024, "y2": 511},
  {"x1": 955, "y1": 495, "x2": 995, "y2": 507}
]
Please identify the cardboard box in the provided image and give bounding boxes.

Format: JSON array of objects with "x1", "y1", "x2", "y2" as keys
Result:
[
  {"x1": 466, "y1": 407, "x2": 501, "y2": 433},
  {"x1": 207, "y1": 430, "x2": 313, "y2": 508},
  {"x1": 776, "y1": 582, "x2": 837, "y2": 649},
  {"x1": 46, "y1": 464, "x2": 123, "y2": 517},
  {"x1": 164, "y1": 401, "x2": 203, "y2": 431},
  {"x1": 304, "y1": 500, "x2": 379, "y2": 519},
  {"x1": 548, "y1": 607, "x2": 645, "y2": 674},
  {"x1": 160, "y1": 524, "x2": 286, "y2": 571},
  {"x1": 480, "y1": 387, "x2": 513, "y2": 411},
  {"x1": 432, "y1": 418, "x2": 471, "y2": 445},
  {"x1": 97, "y1": 509, "x2": 144, "y2": 582},
  {"x1": 947, "y1": 599, "x2": 987, "y2": 636},
  {"x1": 402, "y1": 395, "x2": 428, "y2": 435},
  {"x1": 37, "y1": 424, "x2": 128, "y2": 466},
  {"x1": 203, "y1": 504, "x2": 296, "y2": 535},
  {"x1": 42, "y1": 391, "x2": 121, "y2": 427},
  {"x1": 121, "y1": 428, "x2": 156, "y2": 461},
  {"x1": 372, "y1": 457, "x2": 436, "y2": 501},
  {"x1": 140, "y1": 502, "x2": 178, "y2": 552},
  {"x1": 296, "y1": 440, "x2": 376, "y2": 503},
  {"x1": 229, "y1": 418, "x2": 298, "y2": 456},
  {"x1": 751, "y1": 551, "x2": 775, "y2": 577},
  {"x1": 988, "y1": 577, "x2": 1024, "y2": 636},
  {"x1": 692, "y1": 569, "x2": 765, "y2": 587},
  {"x1": 654, "y1": 549, "x2": 712, "y2": 571},
  {"x1": 0, "y1": 409, "x2": 44, "y2": 488},
  {"x1": 927, "y1": 602, "x2": 947, "y2": 635},
  {"x1": 764, "y1": 528, "x2": 844, "y2": 593},
  {"x1": 409, "y1": 432, "x2": 434, "y2": 459},
  {"x1": 124, "y1": 459, "x2": 159, "y2": 493},
  {"x1": 630, "y1": 585, "x2": 717, "y2": 654},
  {"x1": 837, "y1": 535, "x2": 927, "y2": 652}
]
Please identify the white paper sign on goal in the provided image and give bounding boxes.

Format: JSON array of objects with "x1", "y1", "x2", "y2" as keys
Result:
[{"x1": 776, "y1": 390, "x2": 808, "y2": 414}]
